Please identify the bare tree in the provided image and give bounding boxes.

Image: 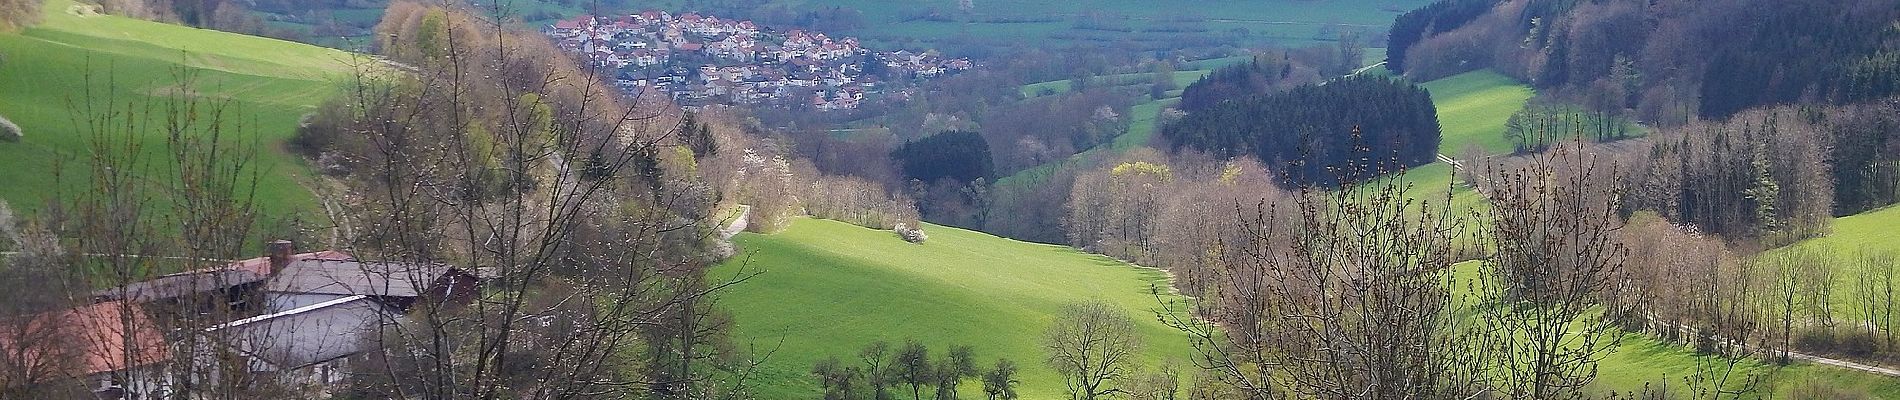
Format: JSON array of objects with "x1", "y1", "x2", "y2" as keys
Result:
[
  {"x1": 1158, "y1": 130, "x2": 1484, "y2": 399},
  {"x1": 895, "y1": 340, "x2": 932, "y2": 400},
  {"x1": 1476, "y1": 143, "x2": 1629, "y2": 399},
  {"x1": 860, "y1": 341, "x2": 895, "y2": 400},
  {"x1": 293, "y1": 2, "x2": 760, "y2": 398},
  {"x1": 981, "y1": 358, "x2": 1018, "y2": 400},
  {"x1": 934, "y1": 344, "x2": 977, "y2": 400},
  {"x1": 1045, "y1": 300, "x2": 1141, "y2": 400},
  {"x1": 0, "y1": 201, "x2": 88, "y2": 398}
]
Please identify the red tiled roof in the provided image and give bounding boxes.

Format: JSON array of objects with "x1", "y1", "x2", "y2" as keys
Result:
[{"x1": 0, "y1": 301, "x2": 169, "y2": 382}]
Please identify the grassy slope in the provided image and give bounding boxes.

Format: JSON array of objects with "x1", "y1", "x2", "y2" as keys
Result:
[
  {"x1": 1445, "y1": 260, "x2": 1900, "y2": 398},
  {"x1": 0, "y1": 0, "x2": 355, "y2": 222},
  {"x1": 1767, "y1": 205, "x2": 1900, "y2": 312},
  {"x1": 1775, "y1": 205, "x2": 1900, "y2": 258},
  {"x1": 712, "y1": 218, "x2": 1192, "y2": 399},
  {"x1": 1419, "y1": 69, "x2": 1536, "y2": 156},
  {"x1": 1388, "y1": 70, "x2": 1533, "y2": 221}
]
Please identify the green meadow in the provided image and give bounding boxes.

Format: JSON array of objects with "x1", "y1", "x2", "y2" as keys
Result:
[
  {"x1": 711, "y1": 218, "x2": 1193, "y2": 399},
  {"x1": 1764, "y1": 204, "x2": 1900, "y2": 314},
  {"x1": 1419, "y1": 69, "x2": 1537, "y2": 156},
  {"x1": 0, "y1": 0, "x2": 358, "y2": 235}
]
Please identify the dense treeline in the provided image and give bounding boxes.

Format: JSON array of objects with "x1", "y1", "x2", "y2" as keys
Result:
[
  {"x1": 1160, "y1": 75, "x2": 1440, "y2": 185},
  {"x1": 1625, "y1": 108, "x2": 1832, "y2": 242},
  {"x1": 892, "y1": 130, "x2": 994, "y2": 185},
  {"x1": 889, "y1": 131, "x2": 994, "y2": 228},
  {"x1": 1384, "y1": 0, "x2": 1495, "y2": 74},
  {"x1": 1619, "y1": 102, "x2": 1900, "y2": 242},
  {"x1": 1395, "y1": 0, "x2": 1900, "y2": 124},
  {"x1": 1826, "y1": 101, "x2": 1900, "y2": 215},
  {"x1": 1176, "y1": 53, "x2": 1298, "y2": 112},
  {"x1": 1694, "y1": 0, "x2": 1900, "y2": 119}
]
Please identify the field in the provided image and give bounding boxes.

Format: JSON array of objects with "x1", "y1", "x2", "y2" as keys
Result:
[
  {"x1": 1419, "y1": 69, "x2": 1537, "y2": 156},
  {"x1": 1766, "y1": 204, "x2": 1900, "y2": 312},
  {"x1": 714, "y1": 216, "x2": 1900, "y2": 399},
  {"x1": 710, "y1": 218, "x2": 1193, "y2": 399},
  {"x1": 0, "y1": 0, "x2": 356, "y2": 230}
]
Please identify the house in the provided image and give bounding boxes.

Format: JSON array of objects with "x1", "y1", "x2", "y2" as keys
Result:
[
  {"x1": 552, "y1": 19, "x2": 583, "y2": 36},
  {"x1": 92, "y1": 249, "x2": 353, "y2": 302},
  {"x1": 34, "y1": 241, "x2": 481, "y2": 397},
  {"x1": 192, "y1": 242, "x2": 481, "y2": 394},
  {"x1": 0, "y1": 301, "x2": 172, "y2": 399},
  {"x1": 205, "y1": 294, "x2": 396, "y2": 390},
  {"x1": 260, "y1": 256, "x2": 482, "y2": 313}
]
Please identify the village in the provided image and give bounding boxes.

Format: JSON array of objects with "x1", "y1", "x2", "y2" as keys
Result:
[{"x1": 548, "y1": 11, "x2": 974, "y2": 110}]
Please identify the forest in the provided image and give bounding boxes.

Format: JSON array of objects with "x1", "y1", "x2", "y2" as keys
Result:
[
  {"x1": 1161, "y1": 75, "x2": 1440, "y2": 185},
  {"x1": 1392, "y1": 0, "x2": 1900, "y2": 124}
]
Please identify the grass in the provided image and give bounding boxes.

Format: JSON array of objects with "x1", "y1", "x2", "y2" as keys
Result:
[
  {"x1": 1761, "y1": 205, "x2": 1900, "y2": 313},
  {"x1": 1773, "y1": 205, "x2": 1900, "y2": 258},
  {"x1": 0, "y1": 0, "x2": 359, "y2": 234},
  {"x1": 710, "y1": 218, "x2": 1193, "y2": 399},
  {"x1": 1443, "y1": 260, "x2": 1900, "y2": 398},
  {"x1": 1419, "y1": 70, "x2": 1536, "y2": 156}
]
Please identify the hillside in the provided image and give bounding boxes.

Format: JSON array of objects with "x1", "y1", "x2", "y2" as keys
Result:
[
  {"x1": 0, "y1": 0, "x2": 357, "y2": 230},
  {"x1": 1418, "y1": 69, "x2": 1533, "y2": 155},
  {"x1": 711, "y1": 218, "x2": 1192, "y2": 399}
]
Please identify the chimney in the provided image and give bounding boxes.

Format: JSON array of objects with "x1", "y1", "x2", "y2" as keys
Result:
[{"x1": 267, "y1": 240, "x2": 295, "y2": 275}]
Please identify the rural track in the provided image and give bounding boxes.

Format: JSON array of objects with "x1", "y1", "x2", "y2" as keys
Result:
[
  {"x1": 1641, "y1": 313, "x2": 1900, "y2": 378},
  {"x1": 720, "y1": 205, "x2": 752, "y2": 240},
  {"x1": 1785, "y1": 351, "x2": 1900, "y2": 376}
]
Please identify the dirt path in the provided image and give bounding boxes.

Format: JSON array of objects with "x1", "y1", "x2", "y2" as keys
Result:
[
  {"x1": 1785, "y1": 351, "x2": 1900, "y2": 376},
  {"x1": 720, "y1": 205, "x2": 751, "y2": 240}
]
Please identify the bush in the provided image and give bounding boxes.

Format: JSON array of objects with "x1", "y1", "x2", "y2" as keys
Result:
[
  {"x1": 1837, "y1": 329, "x2": 1880, "y2": 357},
  {"x1": 895, "y1": 223, "x2": 928, "y2": 244},
  {"x1": 1789, "y1": 377, "x2": 1875, "y2": 400},
  {"x1": 0, "y1": 114, "x2": 20, "y2": 143}
]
